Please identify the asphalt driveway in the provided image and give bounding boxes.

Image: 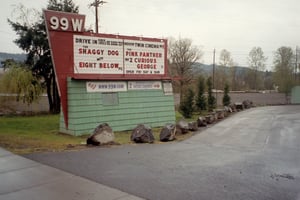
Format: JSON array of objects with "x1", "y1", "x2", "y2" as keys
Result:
[{"x1": 26, "y1": 106, "x2": 300, "y2": 200}]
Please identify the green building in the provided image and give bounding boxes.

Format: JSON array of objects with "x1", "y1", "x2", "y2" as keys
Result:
[
  {"x1": 291, "y1": 86, "x2": 300, "y2": 104},
  {"x1": 60, "y1": 78, "x2": 175, "y2": 136}
]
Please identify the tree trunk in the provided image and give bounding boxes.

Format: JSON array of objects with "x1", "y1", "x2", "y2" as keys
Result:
[
  {"x1": 45, "y1": 76, "x2": 54, "y2": 113},
  {"x1": 254, "y1": 69, "x2": 257, "y2": 91},
  {"x1": 52, "y1": 75, "x2": 61, "y2": 113},
  {"x1": 45, "y1": 73, "x2": 61, "y2": 114},
  {"x1": 179, "y1": 80, "x2": 184, "y2": 105}
]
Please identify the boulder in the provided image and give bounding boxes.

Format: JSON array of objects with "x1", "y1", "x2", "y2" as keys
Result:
[
  {"x1": 176, "y1": 119, "x2": 189, "y2": 134},
  {"x1": 205, "y1": 115, "x2": 215, "y2": 124},
  {"x1": 188, "y1": 121, "x2": 198, "y2": 131},
  {"x1": 131, "y1": 124, "x2": 155, "y2": 143},
  {"x1": 216, "y1": 109, "x2": 225, "y2": 119},
  {"x1": 212, "y1": 112, "x2": 219, "y2": 121},
  {"x1": 223, "y1": 106, "x2": 231, "y2": 117},
  {"x1": 197, "y1": 116, "x2": 207, "y2": 127},
  {"x1": 159, "y1": 124, "x2": 176, "y2": 142},
  {"x1": 229, "y1": 104, "x2": 237, "y2": 112},
  {"x1": 242, "y1": 100, "x2": 253, "y2": 109},
  {"x1": 224, "y1": 106, "x2": 232, "y2": 113},
  {"x1": 87, "y1": 123, "x2": 115, "y2": 146},
  {"x1": 234, "y1": 102, "x2": 244, "y2": 111}
]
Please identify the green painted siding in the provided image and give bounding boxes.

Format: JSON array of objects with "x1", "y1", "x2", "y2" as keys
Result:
[
  {"x1": 291, "y1": 86, "x2": 300, "y2": 104},
  {"x1": 60, "y1": 78, "x2": 176, "y2": 135}
]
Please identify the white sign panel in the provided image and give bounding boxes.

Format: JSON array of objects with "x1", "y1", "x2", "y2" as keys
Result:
[
  {"x1": 128, "y1": 81, "x2": 162, "y2": 90},
  {"x1": 86, "y1": 81, "x2": 127, "y2": 92},
  {"x1": 74, "y1": 35, "x2": 165, "y2": 76},
  {"x1": 163, "y1": 82, "x2": 173, "y2": 95},
  {"x1": 74, "y1": 35, "x2": 124, "y2": 74},
  {"x1": 124, "y1": 40, "x2": 165, "y2": 75}
]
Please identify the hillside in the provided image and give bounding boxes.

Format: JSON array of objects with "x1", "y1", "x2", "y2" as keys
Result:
[
  {"x1": 192, "y1": 63, "x2": 252, "y2": 77},
  {"x1": 0, "y1": 52, "x2": 26, "y2": 67},
  {"x1": 190, "y1": 63, "x2": 274, "y2": 90}
]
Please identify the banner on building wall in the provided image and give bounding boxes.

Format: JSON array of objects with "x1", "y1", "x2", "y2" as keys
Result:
[
  {"x1": 128, "y1": 81, "x2": 162, "y2": 90},
  {"x1": 86, "y1": 81, "x2": 127, "y2": 92}
]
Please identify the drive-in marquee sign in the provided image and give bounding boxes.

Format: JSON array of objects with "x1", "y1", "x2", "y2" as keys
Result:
[
  {"x1": 74, "y1": 35, "x2": 165, "y2": 75},
  {"x1": 44, "y1": 10, "x2": 167, "y2": 79},
  {"x1": 44, "y1": 10, "x2": 169, "y2": 127}
]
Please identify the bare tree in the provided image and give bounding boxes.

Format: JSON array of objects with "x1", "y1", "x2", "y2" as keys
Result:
[
  {"x1": 219, "y1": 49, "x2": 233, "y2": 67},
  {"x1": 168, "y1": 37, "x2": 203, "y2": 103},
  {"x1": 295, "y1": 46, "x2": 300, "y2": 83},
  {"x1": 247, "y1": 47, "x2": 267, "y2": 90},
  {"x1": 216, "y1": 49, "x2": 234, "y2": 91},
  {"x1": 273, "y1": 46, "x2": 295, "y2": 96}
]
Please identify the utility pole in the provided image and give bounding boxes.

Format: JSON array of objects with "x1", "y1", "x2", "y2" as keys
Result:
[
  {"x1": 212, "y1": 48, "x2": 215, "y2": 89},
  {"x1": 212, "y1": 48, "x2": 217, "y2": 106},
  {"x1": 296, "y1": 46, "x2": 298, "y2": 81},
  {"x1": 90, "y1": 0, "x2": 107, "y2": 33}
]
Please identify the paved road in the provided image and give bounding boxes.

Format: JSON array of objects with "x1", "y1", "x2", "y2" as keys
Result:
[
  {"x1": 0, "y1": 148, "x2": 144, "y2": 200},
  {"x1": 26, "y1": 106, "x2": 300, "y2": 200}
]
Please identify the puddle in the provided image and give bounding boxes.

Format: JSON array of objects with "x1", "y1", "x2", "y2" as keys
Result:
[{"x1": 270, "y1": 173, "x2": 295, "y2": 181}]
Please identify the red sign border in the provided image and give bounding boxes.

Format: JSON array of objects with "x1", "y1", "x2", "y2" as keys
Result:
[{"x1": 44, "y1": 10, "x2": 171, "y2": 129}]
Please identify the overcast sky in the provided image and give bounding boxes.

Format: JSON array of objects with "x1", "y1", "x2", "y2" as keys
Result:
[{"x1": 1, "y1": 0, "x2": 300, "y2": 69}]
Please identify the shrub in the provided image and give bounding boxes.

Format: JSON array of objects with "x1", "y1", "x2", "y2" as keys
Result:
[
  {"x1": 179, "y1": 88, "x2": 194, "y2": 118},
  {"x1": 223, "y1": 83, "x2": 231, "y2": 106},
  {"x1": 207, "y1": 77, "x2": 216, "y2": 111},
  {"x1": 195, "y1": 75, "x2": 206, "y2": 111}
]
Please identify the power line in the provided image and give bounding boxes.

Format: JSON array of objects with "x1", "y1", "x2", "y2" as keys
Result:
[{"x1": 89, "y1": 0, "x2": 107, "y2": 33}]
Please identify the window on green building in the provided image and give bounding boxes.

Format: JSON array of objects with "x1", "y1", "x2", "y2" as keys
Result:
[{"x1": 102, "y1": 92, "x2": 119, "y2": 106}]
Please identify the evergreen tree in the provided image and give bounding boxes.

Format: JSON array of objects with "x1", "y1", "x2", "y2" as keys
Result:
[
  {"x1": 207, "y1": 77, "x2": 216, "y2": 112},
  {"x1": 247, "y1": 47, "x2": 267, "y2": 90},
  {"x1": 7, "y1": 0, "x2": 79, "y2": 113},
  {"x1": 179, "y1": 88, "x2": 194, "y2": 118},
  {"x1": 195, "y1": 75, "x2": 206, "y2": 112},
  {"x1": 223, "y1": 83, "x2": 231, "y2": 106}
]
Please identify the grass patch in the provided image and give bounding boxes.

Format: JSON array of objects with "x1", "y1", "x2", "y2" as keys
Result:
[
  {"x1": 0, "y1": 115, "x2": 195, "y2": 154},
  {"x1": 0, "y1": 115, "x2": 86, "y2": 154}
]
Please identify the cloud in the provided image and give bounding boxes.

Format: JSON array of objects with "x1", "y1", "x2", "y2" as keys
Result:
[{"x1": 1, "y1": 0, "x2": 300, "y2": 68}]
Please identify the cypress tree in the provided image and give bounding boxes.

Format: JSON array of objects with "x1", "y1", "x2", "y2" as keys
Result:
[
  {"x1": 195, "y1": 75, "x2": 206, "y2": 112},
  {"x1": 207, "y1": 77, "x2": 216, "y2": 112},
  {"x1": 223, "y1": 83, "x2": 231, "y2": 106},
  {"x1": 179, "y1": 88, "x2": 194, "y2": 118}
]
